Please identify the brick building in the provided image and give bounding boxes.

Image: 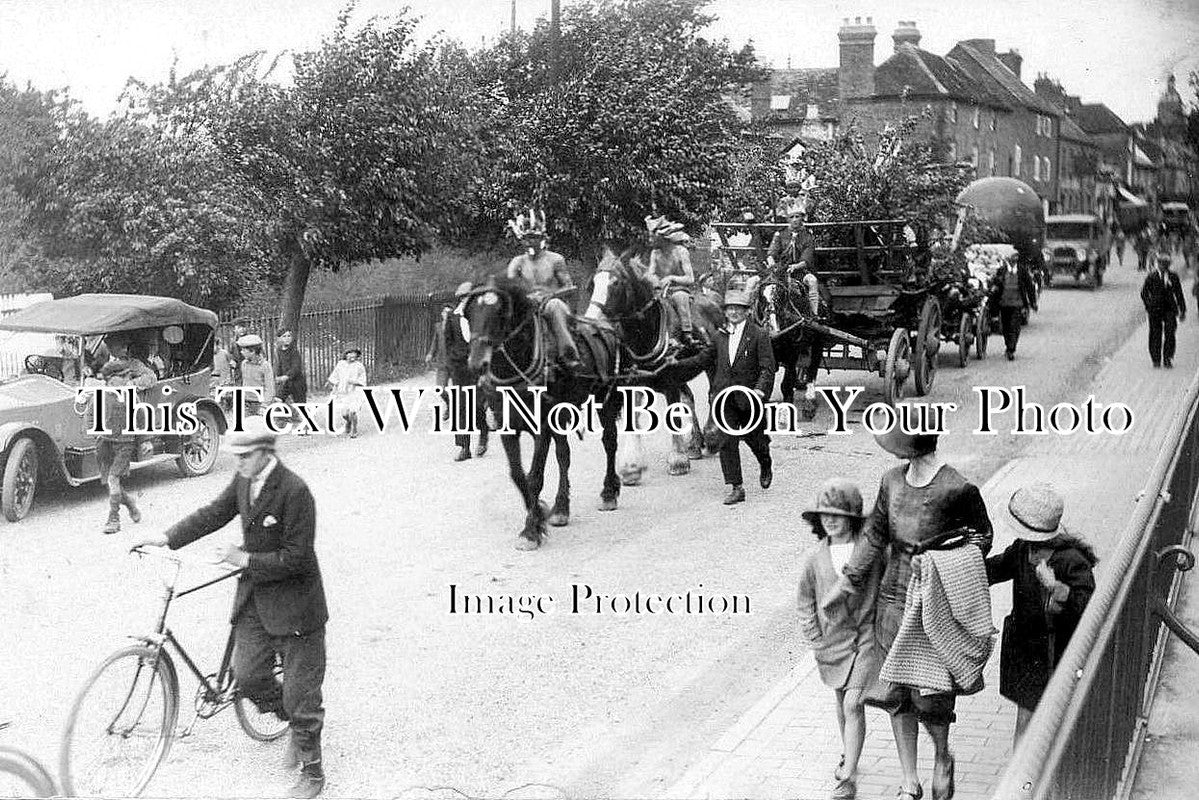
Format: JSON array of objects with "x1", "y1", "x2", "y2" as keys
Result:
[{"x1": 1033, "y1": 76, "x2": 1101, "y2": 214}]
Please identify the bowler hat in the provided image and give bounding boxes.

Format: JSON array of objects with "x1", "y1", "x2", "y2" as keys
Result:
[
  {"x1": 722, "y1": 290, "x2": 752, "y2": 308},
  {"x1": 226, "y1": 417, "x2": 277, "y2": 455},
  {"x1": 874, "y1": 428, "x2": 939, "y2": 459},
  {"x1": 1005, "y1": 484, "x2": 1065, "y2": 542},
  {"x1": 801, "y1": 478, "x2": 866, "y2": 525}
]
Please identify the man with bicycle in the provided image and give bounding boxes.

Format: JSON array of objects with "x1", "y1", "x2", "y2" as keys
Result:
[{"x1": 131, "y1": 421, "x2": 328, "y2": 798}]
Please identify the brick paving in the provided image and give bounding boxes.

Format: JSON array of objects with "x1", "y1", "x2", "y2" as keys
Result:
[{"x1": 665, "y1": 253, "x2": 1199, "y2": 800}]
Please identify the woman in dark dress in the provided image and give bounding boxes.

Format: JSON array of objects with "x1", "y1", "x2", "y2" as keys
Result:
[{"x1": 836, "y1": 430, "x2": 993, "y2": 800}]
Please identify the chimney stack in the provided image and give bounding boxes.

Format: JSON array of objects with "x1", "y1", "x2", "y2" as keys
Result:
[
  {"x1": 839, "y1": 15, "x2": 877, "y2": 100},
  {"x1": 892, "y1": 20, "x2": 921, "y2": 52},
  {"x1": 998, "y1": 48, "x2": 1023, "y2": 78}
]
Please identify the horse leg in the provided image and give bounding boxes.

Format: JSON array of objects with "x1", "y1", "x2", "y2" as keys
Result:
[
  {"x1": 678, "y1": 384, "x2": 704, "y2": 460},
  {"x1": 599, "y1": 395, "x2": 621, "y2": 511},
  {"x1": 548, "y1": 431, "x2": 572, "y2": 526},
  {"x1": 615, "y1": 407, "x2": 649, "y2": 485},
  {"x1": 661, "y1": 385, "x2": 691, "y2": 476},
  {"x1": 502, "y1": 432, "x2": 546, "y2": 550}
]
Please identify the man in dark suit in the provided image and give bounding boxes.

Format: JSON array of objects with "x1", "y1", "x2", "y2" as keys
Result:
[
  {"x1": 131, "y1": 421, "x2": 328, "y2": 798},
  {"x1": 707, "y1": 290, "x2": 777, "y2": 505},
  {"x1": 440, "y1": 281, "x2": 489, "y2": 461},
  {"x1": 1141, "y1": 251, "x2": 1187, "y2": 368}
]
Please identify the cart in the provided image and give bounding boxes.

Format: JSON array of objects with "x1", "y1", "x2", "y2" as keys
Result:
[
  {"x1": 936, "y1": 278, "x2": 986, "y2": 367},
  {"x1": 711, "y1": 218, "x2": 937, "y2": 406}
]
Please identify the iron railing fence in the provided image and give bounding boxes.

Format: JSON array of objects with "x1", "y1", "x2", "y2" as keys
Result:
[
  {"x1": 992, "y1": 372, "x2": 1199, "y2": 800},
  {"x1": 219, "y1": 293, "x2": 455, "y2": 385}
]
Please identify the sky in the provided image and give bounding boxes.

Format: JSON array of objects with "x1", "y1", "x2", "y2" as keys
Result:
[{"x1": 0, "y1": 0, "x2": 1196, "y2": 123}]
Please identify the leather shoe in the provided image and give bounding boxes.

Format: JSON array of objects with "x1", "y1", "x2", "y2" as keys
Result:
[
  {"x1": 1164, "y1": 359, "x2": 1174, "y2": 368},
  {"x1": 454, "y1": 447, "x2": 471, "y2": 462},
  {"x1": 759, "y1": 463, "x2": 773, "y2": 490},
  {"x1": 723, "y1": 486, "x2": 746, "y2": 505},
  {"x1": 288, "y1": 764, "x2": 325, "y2": 799},
  {"x1": 475, "y1": 439, "x2": 488, "y2": 457}
]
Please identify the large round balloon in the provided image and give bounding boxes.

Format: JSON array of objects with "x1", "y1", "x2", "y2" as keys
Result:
[{"x1": 956, "y1": 177, "x2": 1045, "y2": 254}]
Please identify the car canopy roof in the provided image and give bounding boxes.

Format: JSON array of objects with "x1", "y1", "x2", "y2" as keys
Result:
[
  {"x1": 1046, "y1": 214, "x2": 1101, "y2": 225},
  {"x1": 0, "y1": 294, "x2": 218, "y2": 334}
]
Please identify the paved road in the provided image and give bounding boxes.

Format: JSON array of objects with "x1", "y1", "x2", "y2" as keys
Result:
[{"x1": 0, "y1": 249, "x2": 1163, "y2": 798}]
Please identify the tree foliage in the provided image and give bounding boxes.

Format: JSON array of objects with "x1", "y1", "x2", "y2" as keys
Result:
[
  {"x1": 464, "y1": 0, "x2": 765, "y2": 259},
  {"x1": 0, "y1": 78, "x2": 61, "y2": 288}
]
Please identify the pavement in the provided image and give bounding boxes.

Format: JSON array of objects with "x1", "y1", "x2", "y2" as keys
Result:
[{"x1": 663, "y1": 253, "x2": 1199, "y2": 800}]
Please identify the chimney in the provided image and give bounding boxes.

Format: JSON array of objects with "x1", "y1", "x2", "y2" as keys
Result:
[
  {"x1": 839, "y1": 16, "x2": 877, "y2": 100},
  {"x1": 892, "y1": 20, "x2": 921, "y2": 52},
  {"x1": 998, "y1": 48, "x2": 1022, "y2": 78}
]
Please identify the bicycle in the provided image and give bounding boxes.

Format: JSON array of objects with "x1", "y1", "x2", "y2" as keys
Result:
[
  {"x1": 59, "y1": 545, "x2": 289, "y2": 797},
  {"x1": 0, "y1": 722, "x2": 57, "y2": 798}
]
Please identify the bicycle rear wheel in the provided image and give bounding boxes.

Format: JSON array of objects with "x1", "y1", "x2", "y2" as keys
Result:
[
  {"x1": 234, "y1": 653, "x2": 289, "y2": 741},
  {"x1": 0, "y1": 747, "x2": 57, "y2": 798},
  {"x1": 59, "y1": 644, "x2": 179, "y2": 797}
]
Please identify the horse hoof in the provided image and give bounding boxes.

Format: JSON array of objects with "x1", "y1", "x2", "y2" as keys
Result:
[
  {"x1": 548, "y1": 511, "x2": 569, "y2": 527},
  {"x1": 598, "y1": 497, "x2": 618, "y2": 512},
  {"x1": 686, "y1": 446, "x2": 704, "y2": 460},
  {"x1": 667, "y1": 457, "x2": 690, "y2": 476},
  {"x1": 515, "y1": 536, "x2": 541, "y2": 551},
  {"x1": 619, "y1": 468, "x2": 644, "y2": 486}
]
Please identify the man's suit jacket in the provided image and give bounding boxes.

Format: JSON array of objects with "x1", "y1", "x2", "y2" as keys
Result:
[
  {"x1": 444, "y1": 310, "x2": 471, "y2": 367},
  {"x1": 166, "y1": 462, "x2": 328, "y2": 636},
  {"x1": 767, "y1": 228, "x2": 816, "y2": 273},
  {"x1": 1142, "y1": 268, "x2": 1187, "y2": 318},
  {"x1": 710, "y1": 321, "x2": 776, "y2": 411}
]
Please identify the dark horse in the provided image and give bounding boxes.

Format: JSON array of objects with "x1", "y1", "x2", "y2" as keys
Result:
[
  {"x1": 756, "y1": 272, "x2": 825, "y2": 419},
  {"x1": 466, "y1": 276, "x2": 624, "y2": 550},
  {"x1": 586, "y1": 242, "x2": 725, "y2": 479}
]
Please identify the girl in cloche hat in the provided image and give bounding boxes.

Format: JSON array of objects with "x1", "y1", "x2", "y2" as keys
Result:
[
  {"x1": 797, "y1": 477, "x2": 883, "y2": 800},
  {"x1": 985, "y1": 484, "x2": 1097, "y2": 745}
]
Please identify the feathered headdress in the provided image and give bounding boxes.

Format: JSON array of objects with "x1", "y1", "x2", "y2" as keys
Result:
[
  {"x1": 645, "y1": 215, "x2": 690, "y2": 244},
  {"x1": 508, "y1": 207, "x2": 548, "y2": 239}
]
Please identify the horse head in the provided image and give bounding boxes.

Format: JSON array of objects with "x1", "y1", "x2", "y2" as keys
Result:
[{"x1": 466, "y1": 276, "x2": 536, "y2": 379}]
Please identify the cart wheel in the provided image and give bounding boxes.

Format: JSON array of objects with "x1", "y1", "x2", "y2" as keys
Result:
[
  {"x1": 975, "y1": 303, "x2": 989, "y2": 360},
  {"x1": 913, "y1": 297, "x2": 940, "y2": 396},
  {"x1": 884, "y1": 328, "x2": 910, "y2": 408},
  {"x1": 958, "y1": 313, "x2": 972, "y2": 368}
]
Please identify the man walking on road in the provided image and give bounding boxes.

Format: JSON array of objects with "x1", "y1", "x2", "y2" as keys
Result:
[
  {"x1": 1141, "y1": 251, "x2": 1186, "y2": 368},
  {"x1": 131, "y1": 421, "x2": 329, "y2": 798},
  {"x1": 704, "y1": 290, "x2": 776, "y2": 505}
]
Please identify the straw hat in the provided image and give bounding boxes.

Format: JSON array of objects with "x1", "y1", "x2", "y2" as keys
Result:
[
  {"x1": 801, "y1": 478, "x2": 866, "y2": 525},
  {"x1": 722, "y1": 290, "x2": 752, "y2": 308},
  {"x1": 874, "y1": 429, "x2": 939, "y2": 459},
  {"x1": 236, "y1": 333, "x2": 264, "y2": 349},
  {"x1": 1005, "y1": 484, "x2": 1065, "y2": 542}
]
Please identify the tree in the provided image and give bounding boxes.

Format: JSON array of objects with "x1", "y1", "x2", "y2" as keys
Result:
[
  {"x1": 0, "y1": 78, "x2": 60, "y2": 288},
  {"x1": 463, "y1": 0, "x2": 766, "y2": 260}
]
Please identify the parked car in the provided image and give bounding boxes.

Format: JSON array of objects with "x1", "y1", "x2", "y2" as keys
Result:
[
  {"x1": 0, "y1": 294, "x2": 228, "y2": 522},
  {"x1": 1042, "y1": 214, "x2": 1110, "y2": 289},
  {"x1": 1161, "y1": 202, "x2": 1197, "y2": 239}
]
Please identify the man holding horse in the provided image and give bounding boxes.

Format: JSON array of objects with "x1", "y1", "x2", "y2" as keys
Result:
[
  {"x1": 505, "y1": 207, "x2": 581, "y2": 370},
  {"x1": 645, "y1": 215, "x2": 702, "y2": 351}
]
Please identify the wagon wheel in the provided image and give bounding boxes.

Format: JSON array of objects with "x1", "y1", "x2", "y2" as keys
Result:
[
  {"x1": 958, "y1": 312, "x2": 972, "y2": 368},
  {"x1": 975, "y1": 301, "x2": 989, "y2": 360},
  {"x1": 913, "y1": 297, "x2": 940, "y2": 396},
  {"x1": 883, "y1": 328, "x2": 910, "y2": 408}
]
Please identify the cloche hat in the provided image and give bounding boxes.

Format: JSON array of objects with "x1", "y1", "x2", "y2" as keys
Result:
[
  {"x1": 801, "y1": 478, "x2": 866, "y2": 525},
  {"x1": 874, "y1": 429, "x2": 939, "y2": 459},
  {"x1": 1005, "y1": 484, "x2": 1065, "y2": 542}
]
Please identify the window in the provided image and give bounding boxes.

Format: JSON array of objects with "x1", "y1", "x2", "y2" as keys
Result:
[
  {"x1": 990, "y1": 113, "x2": 996, "y2": 131},
  {"x1": 770, "y1": 95, "x2": 791, "y2": 111},
  {"x1": 1033, "y1": 156, "x2": 1041, "y2": 181},
  {"x1": 988, "y1": 149, "x2": 996, "y2": 176},
  {"x1": 1044, "y1": 157, "x2": 1051, "y2": 180},
  {"x1": 948, "y1": 140, "x2": 957, "y2": 161},
  {"x1": 972, "y1": 107, "x2": 980, "y2": 129},
  {"x1": 971, "y1": 145, "x2": 979, "y2": 169},
  {"x1": 950, "y1": 102, "x2": 958, "y2": 123},
  {"x1": 1013, "y1": 144, "x2": 1022, "y2": 177}
]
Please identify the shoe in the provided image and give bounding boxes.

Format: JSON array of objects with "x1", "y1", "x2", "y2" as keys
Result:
[
  {"x1": 897, "y1": 785, "x2": 923, "y2": 800},
  {"x1": 102, "y1": 515, "x2": 121, "y2": 535},
  {"x1": 759, "y1": 462, "x2": 773, "y2": 490},
  {"x1": 288, "y1": 763, "x2": 325, "y2": 799},
  {"x1": 1164, "y1": 359, "x2": 1174, "y2": 369},
  {"x1": 723, "y1": 486, "x2": 746, "y2": 505},
  {"x1": 831, "y1": 775, "x2": 858, "y2": 800},
  {"x1": 931, "y1": 754, "x2": 955, "y2": 800},
  {"x1": 475, "y1": 439, "x2": 488, "y2": 458},
  {"x1": 454, "y1": 447, "x2": 471, "y2": 462},
  {"x1": 1153, "y1": 361, "x2": 1162, "y2": 368},
  {"x1": 1005, "y1": 350, "x2": 1015, "y2": 361}
]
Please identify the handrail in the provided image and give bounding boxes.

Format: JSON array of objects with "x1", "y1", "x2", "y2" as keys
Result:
[{"x1": 992, "y1": 367, "x2": 1199, "y2": 800}]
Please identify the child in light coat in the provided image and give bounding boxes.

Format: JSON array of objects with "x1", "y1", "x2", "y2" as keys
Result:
[{"x1": 797, "y1": 478, "x2": 884, "y2": 800}]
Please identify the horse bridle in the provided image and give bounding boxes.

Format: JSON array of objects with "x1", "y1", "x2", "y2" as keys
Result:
[{"x1": 465, "y1": 286, "x2": 546, "y2": 386}]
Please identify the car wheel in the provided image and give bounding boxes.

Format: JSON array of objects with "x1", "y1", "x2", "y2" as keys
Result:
[
  {"x1": 176, "y1": 407, "x2": 220, "y2": 477},
  {"x1": 2, "y1": 437, "x2": 39, "y2": 522}
]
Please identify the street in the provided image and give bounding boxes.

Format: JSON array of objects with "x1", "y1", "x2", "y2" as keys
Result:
[{"x1": 0, "y1": 249, "x2": 1177, "y2": 798}]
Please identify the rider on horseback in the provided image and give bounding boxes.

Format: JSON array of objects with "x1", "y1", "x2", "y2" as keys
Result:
[
  {"x1": 505, "y1": 207, "x2": 582, "y2": 370},
  {"x1": 644, "y1": 215, "x2": 703, "y2": 351},
  {"x1": 764, "y1": 200, "x2": 821, "y2": 332}
]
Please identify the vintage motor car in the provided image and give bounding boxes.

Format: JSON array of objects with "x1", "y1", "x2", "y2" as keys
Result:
[
  {"x1": 1042, "y1": 214, "x2": 1110, "y2": 289},
  {"x1": 0, "y1": 294, "x2": 228, "y2": 522}
]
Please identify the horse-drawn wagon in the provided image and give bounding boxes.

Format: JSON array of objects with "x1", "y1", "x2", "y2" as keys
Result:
[{"x1": 709, "y1": 217, "x2": 942, "y2": 406}]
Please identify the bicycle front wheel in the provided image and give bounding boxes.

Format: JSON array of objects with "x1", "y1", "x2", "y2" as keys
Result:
[
  {"x1": 234, "y1": 653, "x2": 289, "y2": 741},
  {"x1": 0, "y1": 746, "x2": 57, "y2": 798},
  {"x1": 59, "y1": 644, "x2": 179, "y2": 797}
]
